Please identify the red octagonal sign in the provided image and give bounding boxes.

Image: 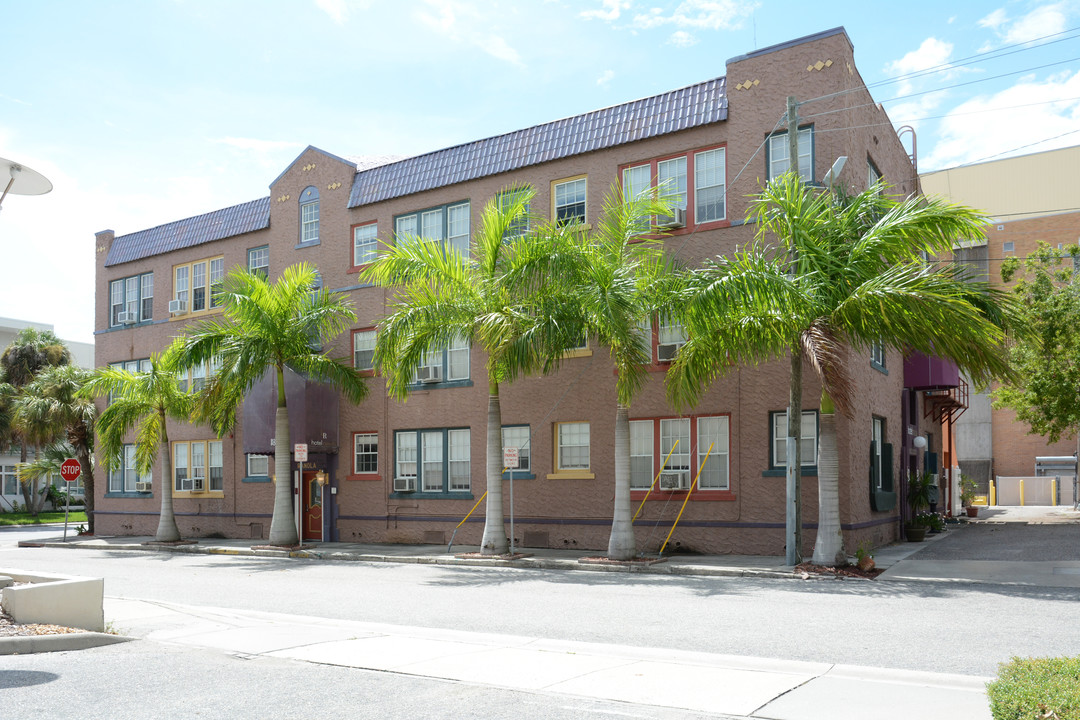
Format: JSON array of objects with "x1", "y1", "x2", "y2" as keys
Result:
[{"x1": 60, "y1": 458, "x2": 82, "y2": 483}]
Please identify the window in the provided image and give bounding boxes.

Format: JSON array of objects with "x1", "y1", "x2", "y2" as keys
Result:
[
  {"x1": 247, "y1": 454, "x2": 269, "y2": 478},
  {"x1": 413, "y1": 334, "x2": 470, "y2": 384},
  {"x1": 867, "y1": 158, "x2": 882, "y2": 190},
  {"x1": 108, "y1": 444, "x2": 152, "y2": 493},
  {"x1": 107, "y1": 359, "x2": 152, "y2": 404},
  {"x1": 770, "y1": 411, "x2": 819, "y2": 469},
  {"x1": 395, "y1": 201, "x2": 470, "y2": 258},
  {"x1": 393, "y1": 428, "x2": 470, "y2": 494},
  {"x1": 767, "y1": 126, "x2": 813, "y2": 182},
  {"x1": 871, "y1": 417, "x2": 885, "y2": 490},
  {"x1": 871, "y1": 341, "x2": 886, "y2": 370},
  {"x1": 555, "y1": 422, "x2": 590, "y2": 472},
  {"x1": 352, "y1": 329, "x2": 376, "y2": 372},
  {"x1": 248, "y1": 245, "x2": 269, "y2": 278},
  {"x1": 497, "y1": 188, "x2": 531, "y2": 239},
  {"x1": 172, "y1": 256, "x2": 224, "y2": 316},
  {"x1": 109, "y1": 272, "x2": 153, "y2": 327},
  {"x1": 353, "y1": 432, "x2": 378, "y2": 475},
  {"x1": 553, "y1": 177, "x2": 587, "y2": 226},
  {"x1": 622, "y1": 147, "x2": 727, "y2": 228},
  {"x1": 353, "y1": 222, "x2": 378, "y2": 267},
  {"x1": 656, "y1": 318, "x2": 687, "y2": 363},
  {"x1": 2, "y1": 465, "x2": 18, "y2": 496},
  {"x1": 173, "y1": 440, "x2": 224, "y2": 494},
  {"x1": 177, "y1": 358, "x2": 219, "y2": 393},
  {"x1": 1003, "y1": 241, "x2": 1015, "y2": 253},
  {"x1": 300, "y1": 186, "x2": 320, "y2": 245},
  {"x1": 501, "y1": 425, "x2": 531, "y2": 473},
  {"x1": 630, "y1": 416, "x2": 730, "y2": 491}
]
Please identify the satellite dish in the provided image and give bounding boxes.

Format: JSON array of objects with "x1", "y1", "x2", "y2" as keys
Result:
[{"x1": 0, "y1": 156, "x2": 53, "y2": 213}]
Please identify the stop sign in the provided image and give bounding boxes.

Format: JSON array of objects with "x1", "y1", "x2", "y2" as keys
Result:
[{"x1": 60, "y1": 458, "x2": 82, "y2": 483}]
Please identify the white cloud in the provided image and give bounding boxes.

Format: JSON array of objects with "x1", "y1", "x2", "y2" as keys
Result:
[
  {"x1": 596, "y1": 69, "x2": 615, "y2": 86},
  {"x1": 887, "y1": 37, "x2": 954, "y2": 77},
  {"x1": 881, "y1": 37, "x2": 956, "y2": 130},
  {"x1": 580, "y1": 0, "x2": 631, "y2": 22},
  {"x1": 921, "y1": 69, "x2": 1080, "y2": 170},
  {"x1": 315, "y1": 0, "x2": 349, "y2": 25},
  {"x1": 631, "y1": 0, "x2": 759, "y2": 30},
  {"x1": 414, "y1": 0, "x2": 523, "y2": 66},
  {"x1": 668, "y1": 30, "x2": 697, "y2": 47},
  {"x1": 977, "y1": 8, "x2": 1008, "y2": 30},
  {"x1": 978, "y1": 2, "x2": 1069, "y2": 45}
]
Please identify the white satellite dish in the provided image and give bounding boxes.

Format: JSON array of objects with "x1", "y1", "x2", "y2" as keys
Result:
[{"x1": 0, "y1": 156, "x2": 53, "y2": 213}]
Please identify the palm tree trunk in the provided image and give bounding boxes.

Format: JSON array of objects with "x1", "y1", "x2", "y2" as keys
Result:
[
  {"x1": 269, "y1": 366, "x2": 299, "y2": 546},
  {"x1": 786, "y1": 345, "x2": 803, "y2": 565},
  {"x1": 811, "y1": 407, "x2": 844, "y2": 565},
  {"x1": 155, "y1": 413, "x2": 181, "y2": 542},
  {"x1": 607, "y1": 403, "x2": 635, "y2": 560},
  {"x1": 481, "y1": 381, "x2": 508, "y2": 554},
  {"x1": 78, "y1": 451, "x2": 95, "y2": 535}
]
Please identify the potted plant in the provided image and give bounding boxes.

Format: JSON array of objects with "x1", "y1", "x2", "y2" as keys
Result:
[
  {"x1": 906, "y1": 472, "x2": 934, "y2": 542},
  {"x1": 855, "y1": 541, "x2": 875, "y2": 572},
  {"x1": 960, "y1": 474, "x2": 980, "y2": 517}
]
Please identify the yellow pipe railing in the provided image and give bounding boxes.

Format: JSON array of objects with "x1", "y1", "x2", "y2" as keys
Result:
[
  {"x1": 633, "y1": 439, "x2": 681, "y2": 522},
  {"x1": 659, "y1": 443, "x2": 714, "y2": 555}
]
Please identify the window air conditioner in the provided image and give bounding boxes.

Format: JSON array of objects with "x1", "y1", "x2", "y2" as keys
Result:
[
  {"x1": 135, "y1": 481, "x2": 152, "y2": 492},
  {"x1": 117, "y1": 311, "x2": 137, "y2": 324},
  {"x1": 657, "y1": 207, "x2": 687, "y2": 229},
  {"x1": 657, "y1": 343, "x2": 680, "y2": 363},
  {"x1": 168, "y1": 299, "x2": 187, "y2": 314},
  {"x1": 659, "y1": 471, "x2": 691, "y2": 491},
  {"x1": 393, "y1": 476, "x2": 416, "y2": 492},
  {"x1": 192, "y1": 476, "x2": 205, "y2": 492},
  {"x1": 418, "y1": 364, "x2": 442, "y2": 383}
]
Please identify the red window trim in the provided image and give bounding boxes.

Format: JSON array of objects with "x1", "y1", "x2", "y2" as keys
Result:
[
  {"x1": 347, "y1": 430, "x2": 381, "y2": 480},
  {"x1": 617, "y1": 142, "x2": 731, "y2": 239},
  {"x1": 347, "y1": 220, "x2": 379, "y2": 275},
  {"x1": 350, "y1": 327, "x2": 378, "y2": 377},
  {"x1": 627, "y1": 413, "x2": 733, "y2": 501}
]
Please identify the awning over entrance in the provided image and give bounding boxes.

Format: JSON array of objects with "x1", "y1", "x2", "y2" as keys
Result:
[{"x1": 240, "y1": 368, "x2": 340, "y2": 455}]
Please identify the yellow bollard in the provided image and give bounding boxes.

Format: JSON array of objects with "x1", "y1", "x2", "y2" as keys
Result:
[
  {"x1": 1052, "y1": 477, "x2": 1058, "y2": 506},
  {"x1": 1020, "y1": 478, "x2": 1025, "y2": 506}
]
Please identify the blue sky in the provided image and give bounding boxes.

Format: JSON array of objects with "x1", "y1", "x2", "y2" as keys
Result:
[{"x1": 2, "y1": 0, "x2": 1079, "y2": 344}]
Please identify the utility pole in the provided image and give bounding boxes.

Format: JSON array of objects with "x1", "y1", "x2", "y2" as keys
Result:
[{"x1": 785, "y1": 95, "x2": 804, "y2": 567}]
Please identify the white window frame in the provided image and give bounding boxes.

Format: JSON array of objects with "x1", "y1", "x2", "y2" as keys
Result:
[
  {"x1": 630, "y1": 419, "x2": 654, "y2": 490},
  {"x1": 353, "y1": 432, "x2": 378, "y2": 475},
  {"x1": 501, "y1": 425, "x2": 531, "y2": 473},
  {"x1": 300, "y1": 186, "x2": 320, "y2": 244},
  {"x1": 694, "y1": 147, "x2": 726, "y2": 223},
  {"x1": 353, "y1": 329, "x2": 376, "y2": 371},
  {"x1": 395, "y1": 201, "x2": 470, "y2": 259},
  {"x1": 173, "y1": 440, "x2": 223, "y2": 494},
  {"x1": 657, "y1": 156, "x2": 687, "y2": 211},
  {"x1": 656, "y1": 318, "x2": 688, "y2": 362},
  {"x1": 109, "y1": 272, "x2": 153, "y2": 327},
  {"x1": 771, "y1": 411, "x2": 819, "y2": 468},
  {"x1": 248, "y1": 245, "x2": 269, "y2": 277},
  {"x1": 696, "y1": 415, "x2": 729, "y2": 490},
  {"x1": 871, "y1": 341, "x2": 886, "y2": 369},
  {"x1": 247, "y1": 454, "x2": 269, "y2": 478},
  {"x1": 353, "y1": 222, "x2": 378, "y2": 267},
  {"x1": 768, "y1": 126, "x2": 813, "y2": 182},
  {"x1": 173, "y1": 256, "x2": 223, "y2": 316},
  {"x1": 394, "y1": 428, "x2": 470, "y2": 494},
  {"x1": 556, "y1": 422, "x2": 590, "y2": 472},
  {"x1": 497, "y1": 188, "x2": 531, "y2": 239},
  {"x1": 553, "y1": 177, "x2": 587, "y2": 226}
]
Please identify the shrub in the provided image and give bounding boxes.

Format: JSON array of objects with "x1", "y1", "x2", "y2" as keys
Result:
[{"x1": 987, "y1": 656, "x2": 1080, "y2": 719}]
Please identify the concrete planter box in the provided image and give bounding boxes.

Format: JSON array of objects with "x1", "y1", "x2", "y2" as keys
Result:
[{"x1": 0, "y1": 568, "x2": 104, "y2": 632}]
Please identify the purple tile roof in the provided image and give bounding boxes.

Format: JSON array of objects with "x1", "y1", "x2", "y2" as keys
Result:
[
  {"x1": 348, "y1": 77, "x2": 727, "y2": 208},
  {"x1": 105, "y1": 197, "x2": 270, "y2": 267}
]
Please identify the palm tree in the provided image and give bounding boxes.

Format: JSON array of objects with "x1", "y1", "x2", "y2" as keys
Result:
[
  {"x1": 361, "y1": 185, "x2": 580, "y2": 555},
  {"x1": 1, "y1": 328, "x2": 72, "y2": 514},
  {"x1": 668, "y1": 172, "x2": 1017, "y2": 565},
  {"x1": 15, "y1": 365, "x2": 97, "y2": 531},
  {"x1": 86, "y1": 355, "x2": 193, "y2": 542},
  {"x1": 541, "y1": 185, "x2": 676, "y2": 561},
  {"x1": 170, "y1": 263, "x2": 368, "y2": 547}
]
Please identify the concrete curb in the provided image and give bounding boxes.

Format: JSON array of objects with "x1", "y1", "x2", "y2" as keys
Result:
[
  {"x1": 28, "y1": 540, "x2": 800, "y2": 580},
  {"x1": 0, "y1": 631, "x2": 132, "y2": 655}
]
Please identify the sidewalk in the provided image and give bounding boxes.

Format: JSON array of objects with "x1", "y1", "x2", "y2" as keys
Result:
[{"x1": 103, "y1": 596, "x2": 991, "y2": 720}]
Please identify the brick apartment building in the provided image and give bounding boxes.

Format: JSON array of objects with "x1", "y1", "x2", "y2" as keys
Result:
[
  {"x1": 923, "y1": 145, "x2": 1080, "y2": 502},
  {"x1": 93, "y1": 27, "x2": 944, "y2": 555}
]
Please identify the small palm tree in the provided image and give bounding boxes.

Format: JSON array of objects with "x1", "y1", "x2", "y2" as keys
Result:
[
  {"x1": 668, "y1": 172, "x2": 1017, "y2": 565},
  {"x1": 15, "y1": 365, "x2": 97, "y2": 532},
  {"x1": 362, "y1": 185, "x2": 579, "y2": 555},
  {"x1": 170, "y1": 263, "x2": 368, "y2": 547},
  {"x1": 86, "y1": 356, "x2": 193, "y2": 542}
]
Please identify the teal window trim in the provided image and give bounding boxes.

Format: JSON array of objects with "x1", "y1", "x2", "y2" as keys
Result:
[
  {"x1": 241, "y1": 476, "x2": 272, "y2": 483},
  {"x1": 104, "y1": 491, "x2": 153, "y2": 498},
  {"x1": 297, "y1": 186, "x2": 320, "y2": 248},
  {"x1": 501, "y1": 424, "x2": 532, "y2": 479},
  {"x1": 248, "y1": 245, "x2": 269, "y2": 277},
  {"x1": 766, "y1": 410, "x2": 819, "y2": 474},
  {"x1": 392, "y1": 426, "x2": 472, "y2": 496},
  {"x1": 393, "y1": 199, "x2": 471, "y2": 259},
  {"x1": 765, "y1": 124, "x2": 815, "y2": 183}
]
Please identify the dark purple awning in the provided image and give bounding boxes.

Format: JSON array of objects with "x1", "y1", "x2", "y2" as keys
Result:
[{"x1": 241, "y1": 368, "x2": 340, "y2": 455}]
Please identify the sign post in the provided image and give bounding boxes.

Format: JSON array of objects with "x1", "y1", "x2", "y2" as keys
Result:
[
  {"x1": 294, "y1": 444, "x2": 308, "y2": 544},
  {"x1": 60, "y1": 458, "x2": 82, "y2": 542},
  {"x1": 503, "y1": 446, "x2": 519, "y2": 556}
]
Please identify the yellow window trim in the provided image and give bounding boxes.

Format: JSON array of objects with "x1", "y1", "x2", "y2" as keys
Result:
[
  {"x1": 546, "y1": 471, "x2": 596, "y2": 480},
  {"x1": 171, "y1": 255, "x2": 226, "y2": 319},
  {"x1": 551, "y1": 174, "x2": 588, "y2": 225}
]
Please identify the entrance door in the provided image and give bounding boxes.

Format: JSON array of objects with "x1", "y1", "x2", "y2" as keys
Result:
[{"x1": 302, "y1": 471, "x2": 323, "y2": 541}]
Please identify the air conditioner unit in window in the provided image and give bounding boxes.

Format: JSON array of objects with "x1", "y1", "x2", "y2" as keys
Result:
[
  {"x1": 659, "y1": 471, "x2": 691, "y2": 491},
  {"x1": 168, "y1": 299, "x2": 187, "y2": 314},
  {"x1": 191, "y1": 476, "x2": 205, "y2": 492},
  {"x1": 135, "y1": 481, "x2": 152, "y2": 493},
  {"x1": 656, "y1": 207, "x2": 687, "y2": 229},
  {"x1": 417, "y1": 364, "x2": 442, "y2": 383},
  {"x1": 393, "y1": 476, "x2": 416, "y2": 492},
  {"x1": 117, "y1": 311, "x2": 137, "y2": 324},
  {"x1": 657, "y1": 343, "x2": 681, "y2": 363}
]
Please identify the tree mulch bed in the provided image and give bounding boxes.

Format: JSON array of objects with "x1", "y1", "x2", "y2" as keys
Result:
[
  {"x1": 455, "y1": 552, "x2": 533, "y2": 560},
  {"x1": 142, "y1": 539, "x2": 199, "y2": 547},
  {"x1": 579, "y1": 556, "x2": 668, "y2": 566},
  {"x1": 795, "y1": 561, "x2": 883, "y2": 580}
]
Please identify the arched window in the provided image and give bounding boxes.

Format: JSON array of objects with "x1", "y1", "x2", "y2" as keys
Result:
[{"x1": 299, "y1": 186, "x2": 319, "y2": 244}]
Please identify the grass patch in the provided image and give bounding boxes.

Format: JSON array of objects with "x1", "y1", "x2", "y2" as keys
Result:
[
  {"x1": 988, "y1": 656, "x2": 1080, "y2": 719},
  {"x1": 0, "y1": 511, "x2": 88, "y2": 526}
]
